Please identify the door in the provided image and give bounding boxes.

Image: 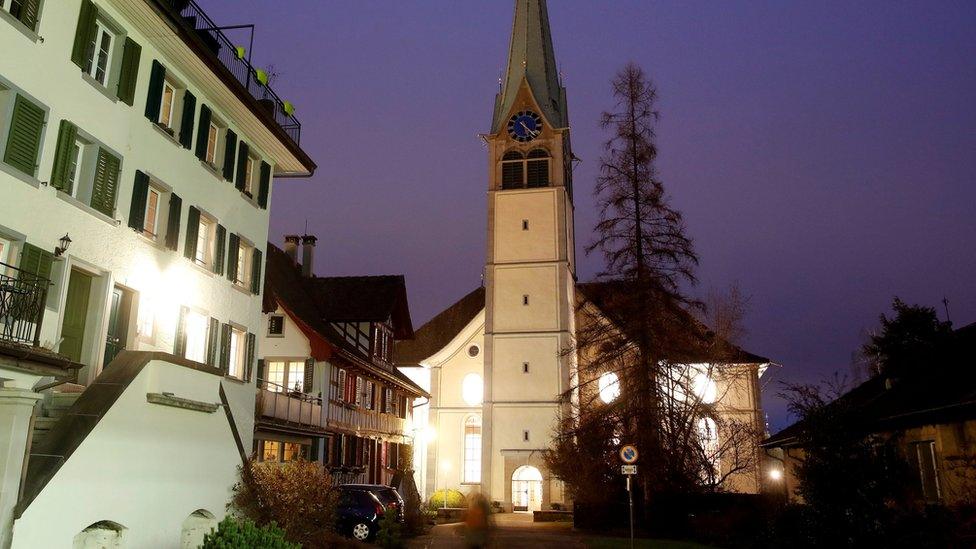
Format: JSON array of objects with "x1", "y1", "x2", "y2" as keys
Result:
[
  {"x1": 512, "y1": 466, "x2": 543, "y2": 512},
  {"x1": 60, "y1": 268, "x2": 93, "y2": 362},
  {"x1": 103, "y1": 285, "x2": 131, "y2": 367}
]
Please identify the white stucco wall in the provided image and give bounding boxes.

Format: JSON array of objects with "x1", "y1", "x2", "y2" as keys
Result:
[{"x1": 11, "y1": 359, "x2": 242, "y2": 548}]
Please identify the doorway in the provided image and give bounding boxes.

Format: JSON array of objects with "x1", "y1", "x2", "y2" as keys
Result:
[
  {"x1": 103, "y1": 285, "x2": 132, "y2": 368},
  {"x1": 60, "y1": 268, "x2": 93, "y2": 363},
  {"x1": 512, "y1": 465, "x2": 543, "y2": 512}
]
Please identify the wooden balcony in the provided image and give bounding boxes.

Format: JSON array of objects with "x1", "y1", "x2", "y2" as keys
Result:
[
  {"x1": 256, "y1": 380, "x2": 327, "y2": 431},
  {"x1": 327, "y1": 401, "x2": 405, "y2": 440}
]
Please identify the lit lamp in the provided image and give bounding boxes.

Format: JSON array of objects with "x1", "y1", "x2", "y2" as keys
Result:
[
  {"x1": 769, "y1": 468, "x2": 783, "y2": 481},
  {"x1": 54, "y1": 234, "x2": 72, "y2": 257}
]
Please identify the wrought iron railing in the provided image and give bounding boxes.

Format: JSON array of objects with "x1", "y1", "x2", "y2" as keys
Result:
[
  {"x1": 0, "y1": 261, "x2": 49, "y2": 346},
  {"x1": 160, "y1": 0, "x2": 302, "y2": 145}
]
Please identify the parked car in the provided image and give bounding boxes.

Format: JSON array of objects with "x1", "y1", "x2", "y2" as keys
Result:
[{"x1": 336, "y1": 484, "x2": 404, "y2": 541}]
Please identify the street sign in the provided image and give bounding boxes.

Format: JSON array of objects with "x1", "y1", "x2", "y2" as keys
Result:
[
  {"x1": 620, "y1": 445, "x2": 639, "y2": 464},
  {"x1": 621, "y1": 465, "x2": 637, "y2": 475}
]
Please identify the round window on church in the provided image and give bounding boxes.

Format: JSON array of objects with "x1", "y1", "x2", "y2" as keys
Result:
[{"x1": 468, "y1": 345, "x2": 480, "y2": 358}]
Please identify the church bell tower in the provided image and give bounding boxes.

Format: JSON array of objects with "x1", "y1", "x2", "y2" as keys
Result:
[{"x1": 481, "y1": 0, "x2": 576, "y2": 511}]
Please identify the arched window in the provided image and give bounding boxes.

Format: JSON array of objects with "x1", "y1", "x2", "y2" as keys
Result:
[
  {"x1": 181, "y1": 510, "x2": 218, "y2": 549},
  {"x1": 501, "y1": 150, "x2": 525, "y2": 189},
  {"x1": 73, "y1": 521, "x2": 126, "y2": 549},
  {"x1": 463, "y1": 415, "x2": 482, "y2": 483},
  {"x1": 526, "y1": 149, "x2": 550, "y2": 187}
]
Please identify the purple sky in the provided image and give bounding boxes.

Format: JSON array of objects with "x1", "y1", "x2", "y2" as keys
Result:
[{"x1": 204, "y1": 1, "x2": 976, "y2": 431}]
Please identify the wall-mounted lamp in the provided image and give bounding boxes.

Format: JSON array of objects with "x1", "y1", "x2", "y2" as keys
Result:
[{"x1": 54, "y1": 234, "x2": 72, "y2": 257}]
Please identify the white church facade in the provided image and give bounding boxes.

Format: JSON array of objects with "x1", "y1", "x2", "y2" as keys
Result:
[{"x1": 396, "y1": 0, "x2": 772, "y2": 513}]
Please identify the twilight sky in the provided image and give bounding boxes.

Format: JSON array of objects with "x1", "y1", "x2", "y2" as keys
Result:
[{"x1": 203, "y1": 1, "x2": 976, "y2": 431}]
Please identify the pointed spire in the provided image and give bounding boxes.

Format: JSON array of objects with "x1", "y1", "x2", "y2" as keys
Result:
[{"x1": 491, "y1": 0, "x2": 567, "y2": 133}]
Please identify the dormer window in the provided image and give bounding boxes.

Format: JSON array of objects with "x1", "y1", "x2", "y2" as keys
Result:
[{"x1": 500, "y1": 148, "x2": 550, "y2": 189}]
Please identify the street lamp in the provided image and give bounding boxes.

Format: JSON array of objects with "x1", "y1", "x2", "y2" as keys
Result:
[{"x1": 54, "y1": 234, "x2": 72, "y2": 257}]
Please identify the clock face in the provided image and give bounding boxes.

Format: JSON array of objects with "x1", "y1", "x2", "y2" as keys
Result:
[{"x1": 508, "y1": 111, "x2": 543, "y2": 142}]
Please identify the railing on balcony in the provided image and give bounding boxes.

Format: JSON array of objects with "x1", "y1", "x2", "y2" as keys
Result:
[
  {"x1": 161, "y1": 0, "x2": 302, "y2": 145},
  {"x1": 0, "y1": 262, "x2": 49, "y2": 346},
  {"x1": 257, "y1": 379, "x2": 326, "y2": 430}
]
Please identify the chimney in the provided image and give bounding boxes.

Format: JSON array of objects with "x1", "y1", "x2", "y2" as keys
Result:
[
  {"x1": 283, "y1": 235, "x2": 301, "y2": 264},
  {"x1": 301, "y1": 234, "x2": 317, "y2": 277}
]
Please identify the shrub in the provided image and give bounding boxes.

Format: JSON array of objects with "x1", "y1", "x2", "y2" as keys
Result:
[
  {"x1": 201, "y1": 516, "x2": 298, "y2": 549},
  {"x1": 428, "y1": 489, "x2": 467, "y2": 509},
  {"x1": 230, "y1": 458, "x2": 338, "y2": 547},
  {"x1": 375, "y1": 508, "x2": 404, "y2": 548}
]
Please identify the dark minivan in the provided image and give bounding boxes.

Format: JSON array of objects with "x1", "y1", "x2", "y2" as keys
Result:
[{"x1": 337, "y1": 484, "x2": 405, "y2": 541}]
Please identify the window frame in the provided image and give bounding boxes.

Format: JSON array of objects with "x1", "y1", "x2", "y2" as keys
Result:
[
  {"x1": 228, "y1": 324, "x2": 247, "y2": 380},
  {"x1": 194, "y1": 214, "x2": 214, "y2": 268},
  {"x1": 142, "y1": 186, "x2": 161, "y2": 237},
  {"x1": 235, "y1": 238, "x2": 253, "y2": 288},
  {"x1": 182, "y1": 307, "x2": 210, "y2": 364},
  {"x1": 267, "y1": 314, "x2": 285, "y2": 337},
  {"x1": 158, "y1": 79, "x2": 176, "y2": 129},
  {"x1": 84, "y1": 18, "x2": 116, "y2": 87},
  {"x1": 205, "y1": 121, "x2": 219, "y2": 165},
  {"x1": 463, "y1": 415, "x2": 482, "y2": 484}
]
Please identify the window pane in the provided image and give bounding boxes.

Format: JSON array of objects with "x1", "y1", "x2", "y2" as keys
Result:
[
  {"x1": 262, "y1": 440, "x2": 280, "y2": 462},
  {"x1": 266, "y1": 361, "x2": 285, "y2": 391},
  {"x1": 464, "y1": 417, "x2": 482, "y2": 483},
  {"x1": 67, "y1": 141, "x2": 83, "y2": 194},
  {"x1": 144, "y1": 189, "x2": 159, "y2": 235},
  {"x1": 184, "y1": 311, "x2": 208, "y2": 362},
  {"x1": 288, "y1": 361, "x2": 305, "y2": 392},
  {"x1": 195, "y1": 219, "x2": 210, "y2": 265},
  {"x1": 229, "y1": 328, "x2": 245, "y2": 378},
  {"x1": 283, "y1": 442, "x2": 303, "y2": 462},
  {"x1": 206, "y1": 124, "x2": 218, "y2": 164},
  {"x1": 94, "y1": 27, "x2": 112, "y2": 84},
  {"x1": 526, "y1": 159, "x2": 549, "y2": 187},
  {"x1": 502, "y1": 161, "x2": 524, "y2": 189},
  {"x1": 160, "y1": 83, "x2": 174, "y2": 127}
]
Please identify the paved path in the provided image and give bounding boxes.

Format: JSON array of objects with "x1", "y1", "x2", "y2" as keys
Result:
[{"x1": 409, "y1": 512, "x2": 587, "y2": 549}]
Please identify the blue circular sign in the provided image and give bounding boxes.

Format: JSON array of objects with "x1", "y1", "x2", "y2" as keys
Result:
[{"x1": 620, "y1": 445, "x2": 639, "y2": 464}]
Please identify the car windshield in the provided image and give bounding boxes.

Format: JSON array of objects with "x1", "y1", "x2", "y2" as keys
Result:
[{"x1": 372, "y1": 488, "x2": 400, "y2": 506}]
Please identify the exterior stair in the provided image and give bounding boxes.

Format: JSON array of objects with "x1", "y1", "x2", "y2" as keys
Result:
[{"x1": 30, "y1": 384, "x2": 85, "y2": 449}]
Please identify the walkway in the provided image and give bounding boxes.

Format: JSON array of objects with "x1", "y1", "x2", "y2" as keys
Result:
[{"x1": 409, "y1": 512, "x2": 586, "y2": 549}]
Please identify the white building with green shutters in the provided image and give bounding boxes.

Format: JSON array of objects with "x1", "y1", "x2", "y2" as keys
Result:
[{"x1": 0, "y1": 0, "x2": 314, "y2": 546}]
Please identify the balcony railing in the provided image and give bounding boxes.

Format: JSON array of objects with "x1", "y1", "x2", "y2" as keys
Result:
[
  {"x1": 161, "y1": 0, "x2": 302, "y2": 145},
  {"x1": 257, "y1": 379, "x2": 326, "y2": 430},
  {"x1": 0, "y1": 262, "x2": 49, "y2": 346}
]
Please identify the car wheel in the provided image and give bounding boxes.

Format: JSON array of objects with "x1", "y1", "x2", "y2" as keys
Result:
[{"x1": 351, "y1": 522, "x2": 371, "y2": 541}]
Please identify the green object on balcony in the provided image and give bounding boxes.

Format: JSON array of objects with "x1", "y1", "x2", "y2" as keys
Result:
[
  {"x1": 235, "y1": 46, "x2": 246, "y2": 60},
  {"x1": 254, "y1": 69, "x2": 268, "y2": 86},
  {"x1": 283, "y1": 101, "x2": 295, "y2": 117}
]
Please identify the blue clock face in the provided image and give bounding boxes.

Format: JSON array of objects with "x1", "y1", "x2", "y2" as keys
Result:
[{"x1": 508, "y1": 110, "x2": 543, "y2": 142}]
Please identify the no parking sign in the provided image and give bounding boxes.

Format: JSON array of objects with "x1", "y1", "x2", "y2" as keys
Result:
[{"x1": 619, "y1": 445, "x2": 639, "y2": 465}]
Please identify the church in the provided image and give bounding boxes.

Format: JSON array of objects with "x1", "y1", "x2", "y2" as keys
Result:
[{"x1": 396, "y1": 0, "x2": 773, "y2": 513}]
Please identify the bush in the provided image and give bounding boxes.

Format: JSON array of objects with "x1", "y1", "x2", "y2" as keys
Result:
[
  {"x1": 428, "y1": 489, "x2": 467, "y2": 509},
  {"x1": 375, "y1": 508, "x2": 404, "y2": 548},
  {"x1": 230, "y1": 458, "x2": 338, "y2": 547},
  {"x1": 201, "y1": 516, "x2": 298, "y2": 549}
]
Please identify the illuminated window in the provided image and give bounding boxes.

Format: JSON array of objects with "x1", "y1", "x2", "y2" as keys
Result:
[
  {"x1": 159, "y1": 80, "x2": 175, "y2": 128},
  {"x1": 462, "y1": 373, "x2": 483, "y2": 406},
  {"x1": 283, "y1": 442, "x2": 305, "y2": 462},
  {"x1": 599, "y1": 372, "x2": 620, "y2": 404},
  {"x1": 143, "y1": 188, "x2": 160, "y2": 237},
  {"x1": 235, "y1": 241, "x2": 253, "y2": 288},
  {"x1": 463, "y1": 415, "x2": 481, "y2": 483},
  {"x1": 243, "y1": 155, "x2": 255, "y2": 195},
  {"x1": 194, "y1": 216, "x2": 212, "y2": 266},
  {"x1": 205, "y1": 122, "x2": 218, "y2": 165},
  {"x1": 261, "y1": 440, "x2": 280, "y2": 462},
  {"x1": 183, "y1": 310, "x2": 208, "y2": 363},
  {"x1": 264, "y1": 360, "x2": 306, "y2": 392},
  {"x1": 228, "y1": 326, "x2": 246, "y2": 379}
]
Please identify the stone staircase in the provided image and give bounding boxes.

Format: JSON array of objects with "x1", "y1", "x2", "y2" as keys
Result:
[{"x1": 30, "y1": 384, "x2": 86, "y2": 449}]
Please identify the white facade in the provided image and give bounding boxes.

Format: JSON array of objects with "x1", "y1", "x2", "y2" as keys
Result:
[{"x1": 0, "y1": 0, "x2": 312, "y2": 545}]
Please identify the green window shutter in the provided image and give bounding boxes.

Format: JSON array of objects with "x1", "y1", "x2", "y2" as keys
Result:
[
  {"x1": 250, "y1": 247, "x2": 262, "y2": 295},
  {"x1": 164, "y1": 193, "x2": 182, "y2": 251},
  {"x1": 234, "y1": 141, "x2": 249, "y2": 191},
  {"x1": 4, "y1": 94, "x2": 45, "y2": 177},
  {"x1": 50, "y1": 120, "x2": 78, "y2": 193},
  {"x1": 257, "y1": 359, "x2": 266, "y2": 384},
  {"x1": 128, "y1": 170, "x2": 150, "y2": 231},
  {"x1": 174, "y1": 306, "x2": 187, "y2": 357},
  {"x1": 194, "y1": 105, "x2": 212, "y2": 161},
  {"x1": 221, "y1": 129, "x2": 237, "y2": 181},
  {"x1": 144, "y1": 60, "x2": 165, "y2": 121},
  {"x1": 178, "y1": 91, "x2": 196, "y2": 149},
  {"x1": 219, "y1": 323, "x2": 232, "y2": 372},
  {"x1": 227, "y1": 233, "x2": 240, "y2": 282},
  {"x1": 206, "y1": 317, "x2": 219, "y2": 367},
  {"x1": 245, "y1": 332, "x2": 256, "y2": 381},
  {"x1": 116, "y1": 37, "x2": 142, "y2": 106},
  {"x1": 70, "y1": 0, "x2": 97, "y2": 68},
  {"x1": 90, "y1": 148, "x2": 121, "y2": 216},
  {"x1": 304, "y1": 358, "x2": 314, "y2": 392},
  {"x1": 183, "y1": 206, "x2": 200, "y2": 261},
  {"x1": 18, "y1": 0, "x2": 41, "y2": 32},
  {"x1": 18, "y1": 243, "x2": 54, "y2": 281},
  {"x1": 257, "y1": 161, "x2": 271, "y2": 209},
  {"x1": 213, "y1": 224, "x2": 226, "y2": 275}
]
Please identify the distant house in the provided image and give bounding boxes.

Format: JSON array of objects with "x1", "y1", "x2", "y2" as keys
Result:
[
  {"x1": 258, "y1": 237, "x2": 427, "y2": 486},
  {"x1": 763, "y1": 322, "x2": 976, "y2": 505}
]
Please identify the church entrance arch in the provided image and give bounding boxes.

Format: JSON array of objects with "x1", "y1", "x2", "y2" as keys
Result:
[{"x1": 511, "y1": 465, "x2": 543, "y2": 512}]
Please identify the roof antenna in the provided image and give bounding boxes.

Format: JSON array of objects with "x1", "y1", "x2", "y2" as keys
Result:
[
  {"x1": 303, "y1": 219, "x2": 308, "y2": 236},
  {"x1": 942, "y1": 297, "x2": 951, "y2": 324}
]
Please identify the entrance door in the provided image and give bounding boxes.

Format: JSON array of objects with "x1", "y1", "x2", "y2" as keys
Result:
[
  {"x1": 60, "y1": 268, "x2": 93, "y2": 362},
  {"x1": 512, "y1": 465, "x2": 543, "y2": 512},
  {"x1": 103, "y1": 285, "x2": 131, "y2": 367}
]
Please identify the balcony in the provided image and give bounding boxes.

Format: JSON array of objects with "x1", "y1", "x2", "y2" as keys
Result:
[
  {"x1": 157, "y1": 0, "x2": 302, "y2": 145},
  {"x1": 256, "y1": 379, "x2": 327, "y2": 431},
  {"x1": 0, "y1": 262, "x2": 49, "y2": 347}
]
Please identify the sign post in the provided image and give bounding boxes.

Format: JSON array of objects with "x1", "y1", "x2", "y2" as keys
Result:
[{"x1": 619, "y1": 445, "x2": 639, "y2": 549}]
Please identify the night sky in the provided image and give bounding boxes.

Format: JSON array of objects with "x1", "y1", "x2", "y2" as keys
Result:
[{"x1": 202, "y1": 1, "x2": 976, "y2": 431}]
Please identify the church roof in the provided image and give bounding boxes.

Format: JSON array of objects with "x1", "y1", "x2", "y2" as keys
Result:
[
  {"x1": 395, "y1": 287, "x2": 485, "y2": 367},
  {"x1": 490, "y1": 0, "x2": 568, "y2": 133}
]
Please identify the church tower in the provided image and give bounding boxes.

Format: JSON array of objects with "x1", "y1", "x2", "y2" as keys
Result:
[{"x1": 482, "y1": 0, "x2": 576, "y2": 511}]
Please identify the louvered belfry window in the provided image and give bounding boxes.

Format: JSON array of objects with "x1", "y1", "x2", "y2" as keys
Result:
[
  {"x1": 526, "y1": 149, "x2": 550, "y2": 187},
  {"x1": 501, "y1": 150, "x2": 524, "y2": 189},
  {"x1": 500, "y1": 148, "x2": 550, "y2": 189}
]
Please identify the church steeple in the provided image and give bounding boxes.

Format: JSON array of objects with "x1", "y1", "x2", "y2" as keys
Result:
[{"x1": 491, "y1": 0, "x2": 568, "y2": 133}]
